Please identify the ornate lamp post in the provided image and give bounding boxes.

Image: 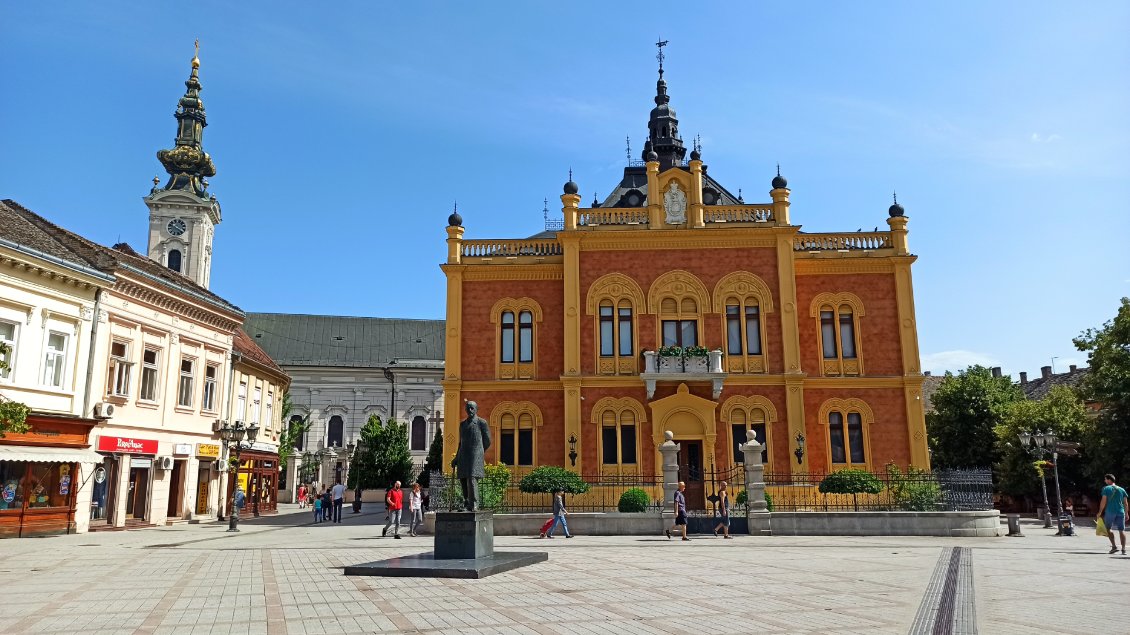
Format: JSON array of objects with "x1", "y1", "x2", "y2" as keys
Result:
[
  {"x1": 1017, "y1": 429, "x2": 1054, "y2": 529},
  {"x1": 220, "y1": 420, "x2": 259, "y2": 532}
]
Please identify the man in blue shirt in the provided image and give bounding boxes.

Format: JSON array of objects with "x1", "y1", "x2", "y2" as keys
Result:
[
  {"x1": 1098, "y1": 473, "x2": 1128, "y2": 555},
  {"x1": 665, "y1": 481, "x2": 690, "y2": 541},
  {"x1": 228, "y1": 484, "x2": 246, "y2": 533}
]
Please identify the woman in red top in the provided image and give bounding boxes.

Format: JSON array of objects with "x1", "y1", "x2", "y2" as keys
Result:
[{"x1": 297, "y1": 484, "x2": 307, "y2": 509}]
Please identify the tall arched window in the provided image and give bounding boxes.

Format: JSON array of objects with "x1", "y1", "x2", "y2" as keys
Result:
[
  {"x1": 410, "y1": 415, "x2": 427, "y2": 452},
  {"x1": 327, "y1": 415, "x2": 344, "y2": 448},
  {"x1": 490, "y1": 298, "x2": 542, "y2": 380},
  {"x1": 722, "y1": 395, "x2": 777, "y2": 470},
  {"x1": 167, "y1": 249, "x2": 182, "y2": 273},
  {"x1": 290, "y1": 414, "x2": 305, "y2": 451},
  {"x1": 649, "y1": 271, "x2": 709, "y2": 350},
  {"x1": 500, "y1": 312, "x2": 515, "y2": 363},
  {"x1": 660, "y1": 297, "x2": 699, "y2": 347},
  {"x1": 811, "y1": 293, "x2": 865, "y2": 376},
  {"x1": 498, "y1": 412, "x2": 535, "y2": 467},
  {"x1": 600, "y1": 409, "x2": 637, "y2": 467},
  {"x1": 587, "y1": 273, "x2": 645, "y2": 376},
  {"x1": 518, "y1": 311, "x2": 533, "y2": 363},
  {"x1": 713, "y1": 272, "x2": 774, "y2": 374},
  {"x1": 819, "y1": 398, "x2": 874, "y2": 470}
]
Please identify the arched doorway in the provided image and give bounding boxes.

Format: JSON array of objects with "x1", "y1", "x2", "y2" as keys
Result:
[
  {"x1": 410, "y1": 415, "x2": 427, "y2": 452},
  {"x1": 648, "y1": 384, "x2": 718, "y2": 510},
  {"x1": 327, "y1": 415, "x2": 344, "y2": 448}
]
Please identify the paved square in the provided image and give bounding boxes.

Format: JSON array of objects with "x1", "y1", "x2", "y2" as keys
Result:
[{"x1": 0, "y1": 506, "x2": 1122, "y2": 634}]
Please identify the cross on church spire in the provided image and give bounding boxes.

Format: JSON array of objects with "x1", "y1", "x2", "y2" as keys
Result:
[{"x1": 656, "y1": 38, "x2": 668, "y2": 75}]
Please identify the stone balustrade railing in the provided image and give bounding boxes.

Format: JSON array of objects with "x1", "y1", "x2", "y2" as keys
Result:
[
  {"x1": 703, "y1": 205, "x2": 774, "y2": 224},
  {"x1": 461, "y1": 239, "x2": 564, "y2": 258},
  {"x1": 793, "y1": 232, "x2": 892, "y2": 251},
  {"x1": 578, "y1": 208, "x2": 649, "y2": 226}
]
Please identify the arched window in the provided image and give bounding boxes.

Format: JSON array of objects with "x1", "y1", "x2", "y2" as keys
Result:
[
  {"x1": 661, "y1": 296, "x2": 699, "y2": 347},
  {"x1": 410, "y1": 415, "x2": 427, "y2": 452},
  {"x1": 722, "y1": 395, "x2": 777, "y2": 470},
  {"x1": 713, "y1": 272, "x2": 774, "y2": 374},
  {"x1": 811, "y1": 293, "x2": 865, "y2": 376},
  {"x1": 490, "y1": 298, "x2": 542, "y2": 380},
  {"x1": 499, "y1": 412, "x2": 535, "y2": 467},
  {"x1": 167, "y1": 249, "x2": 182, "y2": 273},
  {"x1": 819, "y1": 398, "x2": 874, "y2": 470},
  {"x1": 649, "y1": 271, "x2": 709, "y2": 350},
  {"x1": 290, "y1": 414, "x2": 305, "y2": 451},
  {"x1": 587, "y1": 274, "x2": 645, "y2": 376},
  {"x1": 600, "y1": 408, "x2": 637, "y2": 467},
  {"x1": 500, "y1": 312, "x2": 515, "y2": 363},
  {"x1": 518, "y1": 311, "x2": 533, "y2": 363},
  {"x1": 327, "y1": 415, "x2": 344, "y2": 448}
]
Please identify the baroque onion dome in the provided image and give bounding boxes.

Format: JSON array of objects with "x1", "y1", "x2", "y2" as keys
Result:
[
  {"x1": 888, "y1": 192, "x2": 905, "y2": 217},
  {"x1": 647, "y1": 63, "x2": 686, "y2": 170},
  {"x1": 156, "y1": 45, "x2": 216, "y2": 198}
]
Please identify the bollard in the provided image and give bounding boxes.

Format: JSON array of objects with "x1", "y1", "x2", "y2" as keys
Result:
[{"x1": 1006, "y1": 513, "x2": 1024, "y2": 537}]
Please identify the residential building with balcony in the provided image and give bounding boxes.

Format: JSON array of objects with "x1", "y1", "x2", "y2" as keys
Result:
[{"x1": 441, "y1": 56, "x2": 930, "y2": 508}]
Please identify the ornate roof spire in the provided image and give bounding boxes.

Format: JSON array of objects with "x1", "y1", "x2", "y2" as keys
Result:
[
  {"x1": 155, "y1": 40, "x2": 216, "y2": 198},
  {"x1": 646, "y1": 38, "x2": 685, "y2": 170}
]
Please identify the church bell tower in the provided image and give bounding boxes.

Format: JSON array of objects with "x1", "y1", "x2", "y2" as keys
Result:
[{"x1": 144, "y1": 42, "x2": 221, "y2": 289}]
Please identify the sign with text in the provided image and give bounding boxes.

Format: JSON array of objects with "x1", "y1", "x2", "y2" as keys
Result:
[
  {"x1": 196, "y1": 443, "x2": 221, "y2": 459},
  {"x1": 173, "y1": 443, "x2": 192, "y2": 456},
  {"x1": 97, "y1": 435, "x2": 158, "y2": 455}
]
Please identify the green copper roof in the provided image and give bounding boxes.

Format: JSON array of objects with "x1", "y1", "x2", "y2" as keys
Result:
[{"x1": 243, "y1": 313, "x2": 445, "y2": 368}]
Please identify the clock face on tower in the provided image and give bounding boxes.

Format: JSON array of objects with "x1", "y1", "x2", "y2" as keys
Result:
[{"x1": 167, "y1": 218, "x2": 187, "y2": 236}]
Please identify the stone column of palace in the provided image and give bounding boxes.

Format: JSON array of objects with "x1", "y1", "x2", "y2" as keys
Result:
[
  {"x1": 773, "y1": 182, "x2": 807, "y2": 477},
  {"x1": 560, "y1": 191, "x2": 583, "y2": 471},
  {"x1": 741, "y1": 428, "x2": 771, "y2": 535}
]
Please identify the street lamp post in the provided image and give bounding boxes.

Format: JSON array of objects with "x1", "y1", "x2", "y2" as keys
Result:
[
  {"x1": 220, "y1": 420, "x2": 260, "y2": 532},
  {"x1": 1040, "y1": 430, "x2": 1075, "y2": 536},
  {"x1": 1017, "y1": 429, "x2": 1054, "y2": 529}
]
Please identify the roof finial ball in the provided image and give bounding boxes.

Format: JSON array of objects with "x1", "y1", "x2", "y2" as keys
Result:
[
  {"x1": 563, "y1": 168, "x2": 579, "y2": 195},
  {"x1": 888, "y1": 191, "x2": 905, "y2": 217},
  {"x1": 447, "y1": 201, "x2": 463, "y2": 227},
  {"x1": 771, "y1": 164, "x2": 788, "y2": 190}
]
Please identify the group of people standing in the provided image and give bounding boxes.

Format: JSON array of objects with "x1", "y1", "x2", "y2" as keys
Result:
[
  {"x1": 297, "y1": 481, "x2": 346, "y2": 523},
  {"x1": 381, "y1": 481, "x2": 425, "y2": 538}
]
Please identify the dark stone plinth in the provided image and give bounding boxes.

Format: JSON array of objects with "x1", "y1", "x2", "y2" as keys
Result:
[
  {"x1": 343, "y1": 551, "x2": 548, "y2": 579},
  {"x1": 435, "y1": 510, "x2": 494, "y2": 560}
]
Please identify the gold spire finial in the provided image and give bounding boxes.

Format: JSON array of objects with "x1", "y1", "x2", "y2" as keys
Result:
[{"x1": 191, "y1": 39, "x2": 200, "y2": 69}]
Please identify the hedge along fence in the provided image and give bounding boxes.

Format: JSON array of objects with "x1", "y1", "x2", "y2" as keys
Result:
[{"x1": 765, "y1": 465, "x2": 993, "y2": 512}]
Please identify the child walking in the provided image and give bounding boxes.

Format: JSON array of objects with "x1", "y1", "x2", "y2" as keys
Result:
[{"x1": 313, "y1": 492, "x2": 322, "y2": 523}]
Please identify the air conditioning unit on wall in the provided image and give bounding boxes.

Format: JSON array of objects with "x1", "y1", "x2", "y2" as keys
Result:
[
  {"x1": 93, "y1": 402, "x2": 115, "y2": 420},
  {"x1": 157, "y1": 456, "x2": 175, "y2": 470}
]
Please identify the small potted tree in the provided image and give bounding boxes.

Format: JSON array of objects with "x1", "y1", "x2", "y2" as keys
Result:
[{"x1": 818, "y1": 469, "x2": 884, "y2": 511}]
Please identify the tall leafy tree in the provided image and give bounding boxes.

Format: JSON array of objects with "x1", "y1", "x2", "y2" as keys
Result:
[
  {"x1": 347, "y1": 415, "x2": 414, "y2": 491},
  {"x1": 995, "y1": 386, "x2": 1089, "y2": 501},
  {"x1": 276, "y1": 392, "x2": 308, "y2": 472},
  {"x1": 927, "y1": 365, "x2": 1023, "y2": 469},
  {"x1": 416, "y1": 427, "x2": 443, "y2": 487},
  {"x1": 1074, "y1": 297, "x2": 1130, "y2": 482},
  {"x1": 348, "y1": 415, "x2": 382, "y2": 490}
]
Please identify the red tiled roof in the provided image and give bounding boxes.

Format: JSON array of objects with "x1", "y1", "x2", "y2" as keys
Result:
[{"x1": 233, "y1": 328, "x2": 288, "y2": 380}]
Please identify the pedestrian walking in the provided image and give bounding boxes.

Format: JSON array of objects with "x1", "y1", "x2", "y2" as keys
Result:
[
  {"x1": 382, "y1": 480, "x2": 403, "y2": 539},
  {"x1": 332, "y1": 479, "x2": 346, "y2": 523},
  {"x1": 545, "y1": 488, "x2": 573, "y2": 538},
  {"x1": 713, "y1": 481, "x2": 732, "y2": 539},
  {"x1": 297, "y1": 483, "x2": 307, "y2": 509},
  {"x1": 322, "y1": 487, "x2": 332, "y2": 521},
  {"x1": 313, "y1": 493, "x2": 323, "y2": 523},
  {"x1": 1098, "y1": 473, "x2": 1128, "y2": 555},
  {"x1": 665, "y1": 481, "x2": 690, "y2": 541},
  {"x1": 408, "y1": 483, "x2": 424, "y2": 536}
]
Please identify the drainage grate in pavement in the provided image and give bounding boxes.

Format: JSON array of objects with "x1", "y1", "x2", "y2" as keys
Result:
[{"x1": 908, "y1": 546, "x2": 977, "y2": 635}]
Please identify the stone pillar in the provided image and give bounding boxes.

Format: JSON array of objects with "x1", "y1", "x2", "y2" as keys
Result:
[
  {"x1": 658, "y1": 431, "x2": 680, "y2": 514},
  {"x1": 643, "y1": 350, "x2": 657, "y2": 373},
  {"x1": 741, "y1": 429, "x2": 772, "y2": 535}
]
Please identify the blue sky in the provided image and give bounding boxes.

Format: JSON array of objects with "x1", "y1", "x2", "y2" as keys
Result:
[{"x1": 2, "y1": 2, "x2": 1127, "y2": 378}]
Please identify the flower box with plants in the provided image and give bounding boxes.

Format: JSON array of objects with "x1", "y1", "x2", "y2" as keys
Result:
[
  {"x1": 682, "y1": 346, "x2": 709, "y2": 373},
  {"x1": 657, "y1": 346, "x2": 684, "y2": 373}
]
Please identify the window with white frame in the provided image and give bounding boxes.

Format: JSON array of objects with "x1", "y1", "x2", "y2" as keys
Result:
[
  {"x1": 42, "y1": 331, "x2": 69, "y2": 388},
  {"x1": 265, "y1": 389, "x2": 274, "y2": 430},
  {"x1": 177, "y1": 358, "x2": 195, "y2": 407},
  {"x1": 251, "y1": 385, "x2": 262, "y2": 424},
  {"x1": 107, "y1": 341, "x2": 132, "y2": 397},
  {"x1": 0, "y1": 320, "x2": 17, "y2": 380},
  {"x1": 202, "y1": 364, "x2": 218, "y2": 412},
  {"x1": 139, "y1": 348, "x2": 159, "y2": 401},
  {"x1": 236, "y1": 381, "x2": 247, "y2": 421}
]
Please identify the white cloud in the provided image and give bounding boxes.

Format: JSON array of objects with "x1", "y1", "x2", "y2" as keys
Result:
[
  {"x1": 1030, "y1": 132, "x2": 1062, "y2": 143},
  {"x1": 921, "y1": 350, "x2": 1000, "y2": 374}
]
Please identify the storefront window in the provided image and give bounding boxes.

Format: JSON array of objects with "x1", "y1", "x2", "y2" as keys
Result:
[
  {"x1": 0, "y1": 461, "x2": 28, "y2": 510},
  {"x1": 0, "y1": 461, "x2": 73, "y2": 510}
]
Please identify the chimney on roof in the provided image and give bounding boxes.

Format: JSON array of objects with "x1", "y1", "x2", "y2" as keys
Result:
[
  {"x1": 1069, "y1": 364, "x2": 1077, "y2": 372},
  {"x1": 1020, "y1": 372, "x2": 1028, "y2": 384},
  {"x1": 991, "y1": 366, "x2": 1002, "y2": 378},
  {"x1": 1041, "y1": 365, "x2": 1052, "y2": 379}
]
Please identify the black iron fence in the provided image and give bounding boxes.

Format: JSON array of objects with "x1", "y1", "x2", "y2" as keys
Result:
[
  {"x1": 428, "y1": 471, "x2": 663, "y2": 513},
  {"x1": 764, "y1": 468, "x2": 994, "y2": 512}
]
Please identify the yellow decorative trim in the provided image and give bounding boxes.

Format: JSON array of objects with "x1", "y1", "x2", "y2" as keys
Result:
[
  {"x1": 712, "y1": 271, "x2": 775, "y2": 313},
  {"x1": 809, "y1": 292, "x2": 867, "y2": 318},
  {"x1": 816, "y1": 397, "x2": 875, "y2": 471},
  {"x1": 489, "y1": 400, "x2": 544, "y2": 428},
  {"x1": 719, "y1": 395, "x2": 778, "y2": 424},
  {"x1": 489, "y1": 297, "x2": 545, "y2": 323},
  {"x1": 795, "y1": 260, "x2": 898, "y2": 275},
  {"x1": 463, "y1": 265, "x2": 563, "y2": 281},
  {"x1": 458, "y1": 380, "x2": 562, "y2": 391},
  {"x1": 585, "y1": 273, "x2": 647, "y2": 315},
  {"x1": 589, "y1": 396, "x2": 648, "y2": 424},
  {"x1": 647, "y1": 269, "x2": 711, "y2": 314}
]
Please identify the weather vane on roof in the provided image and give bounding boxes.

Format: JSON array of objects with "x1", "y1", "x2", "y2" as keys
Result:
[
  {"x1": 625, "y1": 136, "x2": 632, "y2": 164},
  {"x1": 656, "y1": 38, "x2": 669, "y2": 74}
]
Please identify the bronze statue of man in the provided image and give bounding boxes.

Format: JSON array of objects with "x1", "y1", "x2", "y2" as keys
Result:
[{"x1": 454, "y1": 401, "x2": 491, "y2": 511}]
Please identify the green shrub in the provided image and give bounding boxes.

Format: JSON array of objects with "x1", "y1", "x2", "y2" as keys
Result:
[
  {"x1": 479, "y1": 463, "x2": 511, "y2": 511},
  {"x1": 618, "y1": 487, "x2": 651, "y2": 513},
  {"x1": 764, "y1": 491, "x2": 774, "y2": 513},
  {"x1": 517, "y1": 466, "x2": 590, "y2": 494},
  {"x1": 819, "y1": 469, "x2": 883, "y2": 511},
  {"x1": 885, "y1": 462, "x2": 942, "y2": 511},
  {"x1": 734, "y1": 489, "x2": 772, "y2": 512}
]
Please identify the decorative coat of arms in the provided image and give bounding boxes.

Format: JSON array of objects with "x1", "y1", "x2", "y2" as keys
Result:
[{"x1": 664, "y1": 182, "x2": 687, "y2": 225}]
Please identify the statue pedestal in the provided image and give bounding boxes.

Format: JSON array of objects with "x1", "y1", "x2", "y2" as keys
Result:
[{"x1": 344, "y1": 509, "x2": 548, "y2": 579}]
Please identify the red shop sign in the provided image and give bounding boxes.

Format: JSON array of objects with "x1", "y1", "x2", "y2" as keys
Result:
[{"x1": 97, "y1": 435, "x2": 158, "y2": 455}]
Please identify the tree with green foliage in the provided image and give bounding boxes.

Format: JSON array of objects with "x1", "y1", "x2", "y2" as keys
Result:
[
  {"x1": 927, "y1": 365, "x2": 1023, "y2": 469},
  {"x1": 734, "y1": 488, "x2": 773, "y2": 512},
  {"x1": 416, "y1": 427, "x2": 443, "y2": 488},
  {"x1": 517, "y1": 466, "x2": 591, "y2": 494},
  {"x1": 819, "y1": 469, "x2": 883, "y2": 511},
  {"x1": 479, "y1": 463, "x2": 512, "y2": 511},
  {"x1": 1074, "y1": 297, "x2": 1130, "y2": 483},
  {"x1": 617, "y1": 487, "x2": 651, "y2": 512},
  {"x1": 347, "y1": 415, "x2": 381, "y2": 490},
  {"x1": 0, "y1": 343, "x2": 30, "y2": 437},
  {"x1": 346, "y1": 415, "x2": 414, "y2": 492},
  {"x1": 276, "y1": 392, "x2": 309, "y2": 472},
  {"x1": 994, "y1": 386, "x2": 1089, "y2": 502},
  {"x1": 884, "y1": 462, "x2": 941, "y2": 511}
]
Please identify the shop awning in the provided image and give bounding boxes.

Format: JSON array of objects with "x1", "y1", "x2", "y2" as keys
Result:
[{"x1": 0, "y1": 445, "x2": 104, "y2": 464}]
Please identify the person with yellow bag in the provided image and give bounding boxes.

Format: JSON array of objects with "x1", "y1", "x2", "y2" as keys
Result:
[{"x1": 1097, "y1": 474, "x2": 1128, "y2": 555}]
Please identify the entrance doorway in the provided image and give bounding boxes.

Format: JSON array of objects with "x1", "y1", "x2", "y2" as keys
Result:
[
  {"x1": 678, "y1": 441, "x2": 705, "y2": 509},
  {"x1": 166, "y1": 460, "x2": 185, "y2": 520},
  {"x1": 91, "y1": 456, "x2": 117, "y2": 525},
  {"x1": 126, "y1": 462, "x2": 151, "y2": 520},
  {"x1": 195, "y1": 463, "x2": 210, "y2": 515}
]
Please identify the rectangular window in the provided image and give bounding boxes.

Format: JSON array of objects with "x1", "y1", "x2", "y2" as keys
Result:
[
  {"x1": 820, "y1": 311, "x2": 837, "y2": 359},
  {"x1": 236, "y1": 381, "x2": 247, "y2": 421},
  {"x1": 500, "y1": 312, "x2": 515, "y2": 363},
  {"x1": 620, "y1": 424, "x2": 637, "y2": 464},
  {"x1": 0, "y1": 320, "x2": 17, "y2": 380},
  {"x1": 108, "y1": 341, "x2": 131, "y2": 397},
  {"x1": 599, "y1": 305, "x2": 614, "y2": 356},
  {"x1": 745, "y1": 306, "x2": 762, "y2": 355},
  {"x1": 42, "y1": 332, "x2": 68, "y2": 388},
  {"x1": 847, "y1": 412, "x2": 865, "y2": 463},
  {"x1": 617, "y1": 307, "x2": 633, "y2": 356},
  {"x1": 829, "y1": 412, "x2": 847, "y2": 464},
  {"x1": 662, "y1": 320, "x2": 678, "y2": 346},
  {"x1": 251, "y1": 386, "x2": 262, "y2": 424},
  {"x1": 177, "y1": 358, "x2": 194, "y2": 407},
  {"x1": 839, "y1": 311, "x2": 857, "y2": 359},
  {"x1": 500, "y1": 430, "x2": 516, "y2": 466},
  {"x1": 202, "y1": 365, "x2": 218, "y2": 412},
  {"x1": 266, "y1": 390, "x2": 274, "y2": 429},
  {"x1": 732, "y1": 424, "x2": 746, "y2": 465},
  {"x1": 679, "y1": 320, "x2": 697, "y2": 347},
  {"x1": 517, "y1": 428, "x2": 534, "y2": 466},
  {"x1": 139, "y1": 349, "x2": 159, "y2": 401},
  {"x1": 518, "y1": 311, "x2": 533, "y2": 363},
  {"x1": 726, "y1": 305, "x2": 742, "y2": 355},
  {"x1": 601, "y1": 426, "x2": 617, "y2": 464}
]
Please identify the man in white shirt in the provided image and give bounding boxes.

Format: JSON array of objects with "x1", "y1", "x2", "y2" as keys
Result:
[{"x1": 331, "y1": 480, "x2": 346, "y2": 523}]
